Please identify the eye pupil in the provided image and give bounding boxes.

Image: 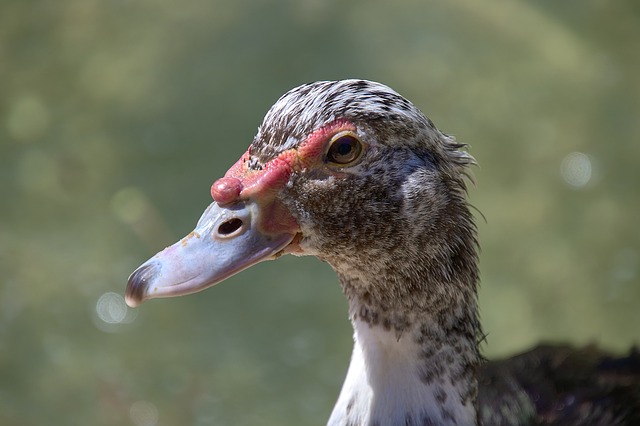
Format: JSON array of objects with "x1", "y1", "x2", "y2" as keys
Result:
[
  {"x1": 336, "y1": 140, "x2": 352, "y2": 156},
  {"x1": 327, "y1": 134, "x2": 363, "y2": 165}
]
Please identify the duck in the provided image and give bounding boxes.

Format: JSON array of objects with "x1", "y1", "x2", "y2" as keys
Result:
[{"x1": 126, "y1": 79, "x2": 640, "y2": 425}]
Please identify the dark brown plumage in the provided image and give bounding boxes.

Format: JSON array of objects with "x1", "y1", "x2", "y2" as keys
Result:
[
  {"x1": 479, "y1": 344, "x2": 640, "y2": 425},
  {"x1": 126, "y1": 79, "x2": 640, "y2": 425}
]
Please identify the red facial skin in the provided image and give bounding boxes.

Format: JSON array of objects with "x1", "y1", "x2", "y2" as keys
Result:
[
  {"x1": 210, "y1": 177, "x2": 242, "y2": 205},
  {"x1": 210, "y1": 119, "x2": 357, "y2": 243}
]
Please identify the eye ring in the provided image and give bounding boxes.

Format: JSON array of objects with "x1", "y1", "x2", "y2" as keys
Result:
[{"x1": 325, "y1": 131, "x2": 365, "y2": 167}]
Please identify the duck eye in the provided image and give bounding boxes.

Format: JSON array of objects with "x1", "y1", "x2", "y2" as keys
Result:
[{"x1": 326, "y1": 132, "x2": 364, "y2": 166}]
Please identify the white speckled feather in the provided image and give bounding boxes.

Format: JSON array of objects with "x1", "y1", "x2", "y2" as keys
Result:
[{"x1": 329, "y1": 317, "x2": 475, "y2": 426}]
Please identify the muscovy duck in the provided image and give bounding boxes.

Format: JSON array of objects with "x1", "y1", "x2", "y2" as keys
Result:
[{"x1": 126, "y1": 80, "x2": 640, "y2": 425}]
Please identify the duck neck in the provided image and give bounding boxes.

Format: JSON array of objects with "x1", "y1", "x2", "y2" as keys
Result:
[
  {"x1": 329, "y1": 294, "x2": 480, "y2": 426},
  {"x1": 328, "y1": 245, "x2": 482, "y2": 426},
  {"x1": 320, "y1": 178, "x2": 481, "y2": 425}
]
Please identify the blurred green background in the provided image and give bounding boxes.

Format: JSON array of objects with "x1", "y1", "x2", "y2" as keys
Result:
[{"x1": 1, "y1": 0, "x2": 639, "y2": 425}]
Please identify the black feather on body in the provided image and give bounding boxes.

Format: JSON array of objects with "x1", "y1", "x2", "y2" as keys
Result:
[{"x1": 479, "y1": 344, "x2": 640, "y2": 425}]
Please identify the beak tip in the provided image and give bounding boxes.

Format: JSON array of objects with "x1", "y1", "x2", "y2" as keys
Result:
[
  {"x1": 124, "y1": 293, "x2": 142, "y2": 308},
  {"x1": 125, "y1": 263, "x2": 158, "y2": 308}
]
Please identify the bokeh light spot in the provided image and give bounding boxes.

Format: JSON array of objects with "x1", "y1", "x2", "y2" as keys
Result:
[
  {"x1": 560, "y1": 151, "x2": 592, "y2": 188},
  {"x1": 96, "y1": 292, "x2": 127, "y2": 324},
  {"x1": 94, "y1": 292, "x2": 137, "y2": 332},
  {"x1": 130, "y1": 400, "x2": 159, "y2": 426}
]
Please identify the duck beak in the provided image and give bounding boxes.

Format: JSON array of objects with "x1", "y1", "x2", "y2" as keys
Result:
[{"x1": 125, "y1": 200, "x2": 296, "y2": 307}]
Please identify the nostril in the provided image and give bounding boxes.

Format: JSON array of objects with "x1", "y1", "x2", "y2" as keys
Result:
[{"x1": 218, "y1": 218, "x2": 243, "y2": 235}]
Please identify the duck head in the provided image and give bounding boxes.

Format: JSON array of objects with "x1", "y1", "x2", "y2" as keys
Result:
[{"x1": 125, "y1": 79, "x2": 476, "y2": 310}]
